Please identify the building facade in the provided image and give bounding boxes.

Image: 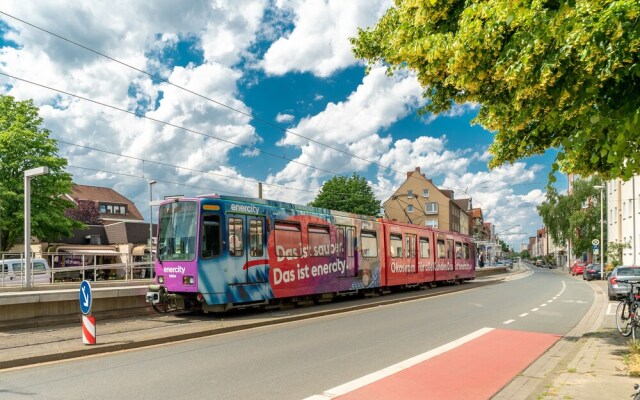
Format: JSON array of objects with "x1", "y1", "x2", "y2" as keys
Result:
[
  {"x1": 382, "y1": 167, "x2": 471, "y2": 233},
  {"x1": 607, "y1": 176, "x2": 640, "y2": 266}
]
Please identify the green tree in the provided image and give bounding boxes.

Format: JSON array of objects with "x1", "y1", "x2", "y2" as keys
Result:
[
  {"x1": 537, "y1": 177, "x2": 605, "y2": 258},
  {"x1": 351, "y1": 0, "x2": 640, "y2": 181},
  {"x1": 607, "y1": 241, "x2": 629, "y2": 270},
  {"x1": 308, "y1": 174, "x2": 381, "y2": 216},
  {"x1": 0, "y1": 95, "x2": 82, "y2": 251}
]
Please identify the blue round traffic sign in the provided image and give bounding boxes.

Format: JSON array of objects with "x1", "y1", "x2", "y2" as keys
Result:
[{"x1": 79, "y1": 280, "x2": 92, "y2": 315}]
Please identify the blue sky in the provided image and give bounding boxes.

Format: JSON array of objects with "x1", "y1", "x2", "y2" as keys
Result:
[{"x1": 0, "y1": 1, "x2": 564, "y2": 249}]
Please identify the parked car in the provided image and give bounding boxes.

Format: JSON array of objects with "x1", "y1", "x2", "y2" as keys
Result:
[
  {"x1": 583, "y1": 264, "x2": 602, "y2": 281},
  {"x1": 571, "y1": 261, "x2": 587, "y2": 276},
  {"x1": 0, "y1": 258, "x2": 51, "y2": 286},
  {"x1": 607, "y1": 266, "x2": 640, "y2": 300}
]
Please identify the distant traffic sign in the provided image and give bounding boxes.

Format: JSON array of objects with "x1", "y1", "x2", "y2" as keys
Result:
[{"x1": 79, "y1": 281, "x2": 92, "y2": 315}]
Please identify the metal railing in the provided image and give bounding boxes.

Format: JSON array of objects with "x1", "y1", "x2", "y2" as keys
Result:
[{"x1": 0, "y1": 252, "x2": 155, "y2": 288}]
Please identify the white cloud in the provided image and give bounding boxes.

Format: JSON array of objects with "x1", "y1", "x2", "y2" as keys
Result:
[
  {"x1": 275, "y1": 112, "x2": 295, "y2": 123},
  {"x1": 261, "y1": 0, "x2": 391, "y2": 77}
]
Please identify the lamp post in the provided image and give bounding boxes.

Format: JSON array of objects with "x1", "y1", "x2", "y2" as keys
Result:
[
  {"x1": 24, "y1": 166, "x2": 49, "y2": 288},
  {"x1": 148, "y1": 180, "x2": 157, "y2": 263},
  {"x1": 594, "y1": 184, "x2": 605, "y2": 280}
]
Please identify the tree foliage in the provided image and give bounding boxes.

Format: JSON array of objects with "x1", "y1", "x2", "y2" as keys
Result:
[
  {"x1": 351, "y1": 0, "x2": 640, "y2": 181},
  {"x1": 0, "y1": 95, "x2": 83, "y2": 251},
  {"x1": 64, "y1": 199, "x2": 101, "y2": 225},
  {"x1": 537, "y1": 177, "x2": 605, "y2": 258},
  {"x1": 308, "y1": 174, "x2": 381, "y2": 216}
]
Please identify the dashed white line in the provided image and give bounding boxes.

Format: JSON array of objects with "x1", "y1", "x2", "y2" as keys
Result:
[
  {"x1": 541, "y1": 304, "x2": 547, "y2": 307},
  {"x1": 531, "y1": 308, "x2": 539, "y2": 312},
  {"x1": 503, "y1": 319, "x2": 515, "y2": 324},
  {"x1": 519, "y1": 313, "x2": 529, "y2": 317}
]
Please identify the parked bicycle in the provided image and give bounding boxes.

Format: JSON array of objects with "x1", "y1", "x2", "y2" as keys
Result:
[{"x1": 616, "y1": 280, "x2": 640, "y2": 339}]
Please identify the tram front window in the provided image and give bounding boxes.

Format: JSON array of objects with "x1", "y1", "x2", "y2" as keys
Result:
[{"x1": 158, "y1": 201, "x2": 198, "y2": 261}]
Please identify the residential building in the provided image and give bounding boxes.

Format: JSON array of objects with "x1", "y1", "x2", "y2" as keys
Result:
[
  {"x1": 470, "y1": 208, "x2": 485, "y2": 241},
  {"x1": 14, "y1": 184, "x2": 155, "y2": 273},
  {"x1": 382, "y1": 167, "x2": 470, "y2": 233},
  {"x1": 606, "y1": 176, "x2": 640, "y2": 265}
]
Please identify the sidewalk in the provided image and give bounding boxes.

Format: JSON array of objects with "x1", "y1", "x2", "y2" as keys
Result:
[{"x1": 495, "y1": 275, "x2": 637, "y2": 399}]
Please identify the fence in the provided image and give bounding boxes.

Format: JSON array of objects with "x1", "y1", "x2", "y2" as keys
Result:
[{"x1": 0, "y1": 252, "x2": 154, "y2": 288}]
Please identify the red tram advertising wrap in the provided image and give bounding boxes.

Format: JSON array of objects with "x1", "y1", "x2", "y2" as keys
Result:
[{"x1": 146, "y1": 195, "x2": 476, "y2": 312}]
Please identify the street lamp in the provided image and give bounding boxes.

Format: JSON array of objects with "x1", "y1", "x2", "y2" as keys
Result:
[
  {"x1": 594, "y1": 184, "x2": 605, "y2": 280},
  {"x1": 148, "y1": 180, "x2": 157, "y2": 264},
  {"x1": 24, "y1": 166, "x2": 49, "y2": 288}
]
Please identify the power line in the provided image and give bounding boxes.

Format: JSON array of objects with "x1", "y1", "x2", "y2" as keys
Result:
[
  {"x1": 0, "y1": 12, "x2": 547, "y2": 230},
  {"x1": 0, "y1": 11, "x2": 517, "y2": 200}
]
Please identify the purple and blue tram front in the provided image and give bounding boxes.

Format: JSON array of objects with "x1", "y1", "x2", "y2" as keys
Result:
[{"x1": 145, "y1": 195, "x2": 381, "y2": 312}]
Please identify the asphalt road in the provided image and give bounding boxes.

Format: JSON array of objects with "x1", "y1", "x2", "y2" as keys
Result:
[{"x1": 0, "y1": 268, "x2": 593, "y2": 400}]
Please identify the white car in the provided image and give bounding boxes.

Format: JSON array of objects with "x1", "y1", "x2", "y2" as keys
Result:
[{"x1": 0, "y1": 258, "x2": 51, "y2": 286}]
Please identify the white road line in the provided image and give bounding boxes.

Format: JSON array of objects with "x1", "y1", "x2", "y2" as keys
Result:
[
  {"x1": 519, "y1": 313, "x2": 529, "y2": 317},
  {"x1": 303, "y1": 327, "x2": 495, "y2": 400},
  {"x1": 541, "y1": 304, "x2": 547, "y2": 307},
  {"x1": 503, "y1": 319, "x2": 515, "y2": 324},
  {"x1": 531, "y1": 308, "x2": 539, "y2": 312},
  {"x1": 547, "y1": 300, "x2": 553, "y2": 303},
  {"x1": 607, "y1": 303, "x2": 616, "y2": 315}
]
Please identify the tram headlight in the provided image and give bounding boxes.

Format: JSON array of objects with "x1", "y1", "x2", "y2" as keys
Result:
[
  {"x1": 158, "y1": 275, "x2": 165, "y2": 284},
  {"x1": 183, "y1": 275, "x2": 195, "y2": 285}
]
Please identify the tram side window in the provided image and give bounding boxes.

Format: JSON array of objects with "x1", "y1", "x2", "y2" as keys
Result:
[
  {"x1": 308, "y1": 224, "x2": 331, "y2": 257},
  {"x1": 406, "y1": 234, "x2": 416, "y2": 258},
  {"x1": 228, "y1": 218, "x2": 244, "y2": 257},
  {"x1": 201, "y1": 214, "x2": 221, "y2": 259},
  {"x1": 361, "y1": 231, "x2": 378, "y2": 257},
  {"x1": 455, "y1": 242, "x2": 463, "y2": 259},
  {"x1": 419, "y1": 237, "x2": 431, "y2": 258},
  {"x1": 437, "y1": 239, "x2": 446, "y2": 259},
  {"x1": 275, "y1": 221, "x2": 301, "y2": 259},
  {"x1": 249, "y1": 219, "x2": 264, "y2": 257},
  {"x1": 390, "y1": 234, "x2": 402, "y2": 258},
  {"x1": 463, "y1": 243, "x2": 470, "y2": 259},
  {"x1": 446, "y1": 239, "x2": 454, "y2": 259}
]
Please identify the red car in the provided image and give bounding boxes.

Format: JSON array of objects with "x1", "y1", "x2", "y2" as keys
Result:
[{"x1": 571, "y1": 261, "x2": 587, "y2": 276}]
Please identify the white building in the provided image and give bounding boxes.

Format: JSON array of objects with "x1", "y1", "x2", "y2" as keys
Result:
[{"x1": 606, "y1": 176, "x2": 640, "y2": 265}]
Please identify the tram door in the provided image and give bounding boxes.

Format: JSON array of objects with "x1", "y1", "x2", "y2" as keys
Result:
[{"x1": 227, "y1": 214, "x2": 267, "y2": 284}]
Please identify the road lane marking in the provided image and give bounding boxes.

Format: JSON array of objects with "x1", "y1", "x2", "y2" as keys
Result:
[
  {"x1": 531, "y1": 308, "x2": 539, "y2": 312},
  {"x1": 503, "y1": 319, "x2": 515, "y2": 324},
  {"x1": 519, "y1": 313, "x2": 529, "y2": 317},
  {"x1": 303, "y1": 327, "x2": 494, "y2": 400}
]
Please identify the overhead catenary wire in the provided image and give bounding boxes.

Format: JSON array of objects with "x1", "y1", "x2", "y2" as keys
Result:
[{"x1": 0, "y1": 11, "x2": 545, "y2": 236}]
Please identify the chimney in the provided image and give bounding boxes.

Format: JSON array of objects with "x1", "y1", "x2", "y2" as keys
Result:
[{"x1": 407, "y1": 166, "x2": 420, "y2": 179}]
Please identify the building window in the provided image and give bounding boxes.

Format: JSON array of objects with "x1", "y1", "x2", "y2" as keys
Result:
[
  {"x1": 423, "y1": 189, "x2": 429, "y2": 198},
  {"x1": 407, "y1": 204, "x2": 414, "y2": 213},
  {"x1": 425, "y1": 202, "x2": 438, "y2": 214},
  {"x1": 99, "y1": 203, "x2": 127, "y2": 215},
  {"x1": 407, "y1": 189, "x2": 414, "y2": 199}
]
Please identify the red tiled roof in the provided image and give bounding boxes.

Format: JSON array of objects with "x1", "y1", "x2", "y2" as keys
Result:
[{"x1": 71, "y1": 184, "x2": 144, "y2": 221}]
